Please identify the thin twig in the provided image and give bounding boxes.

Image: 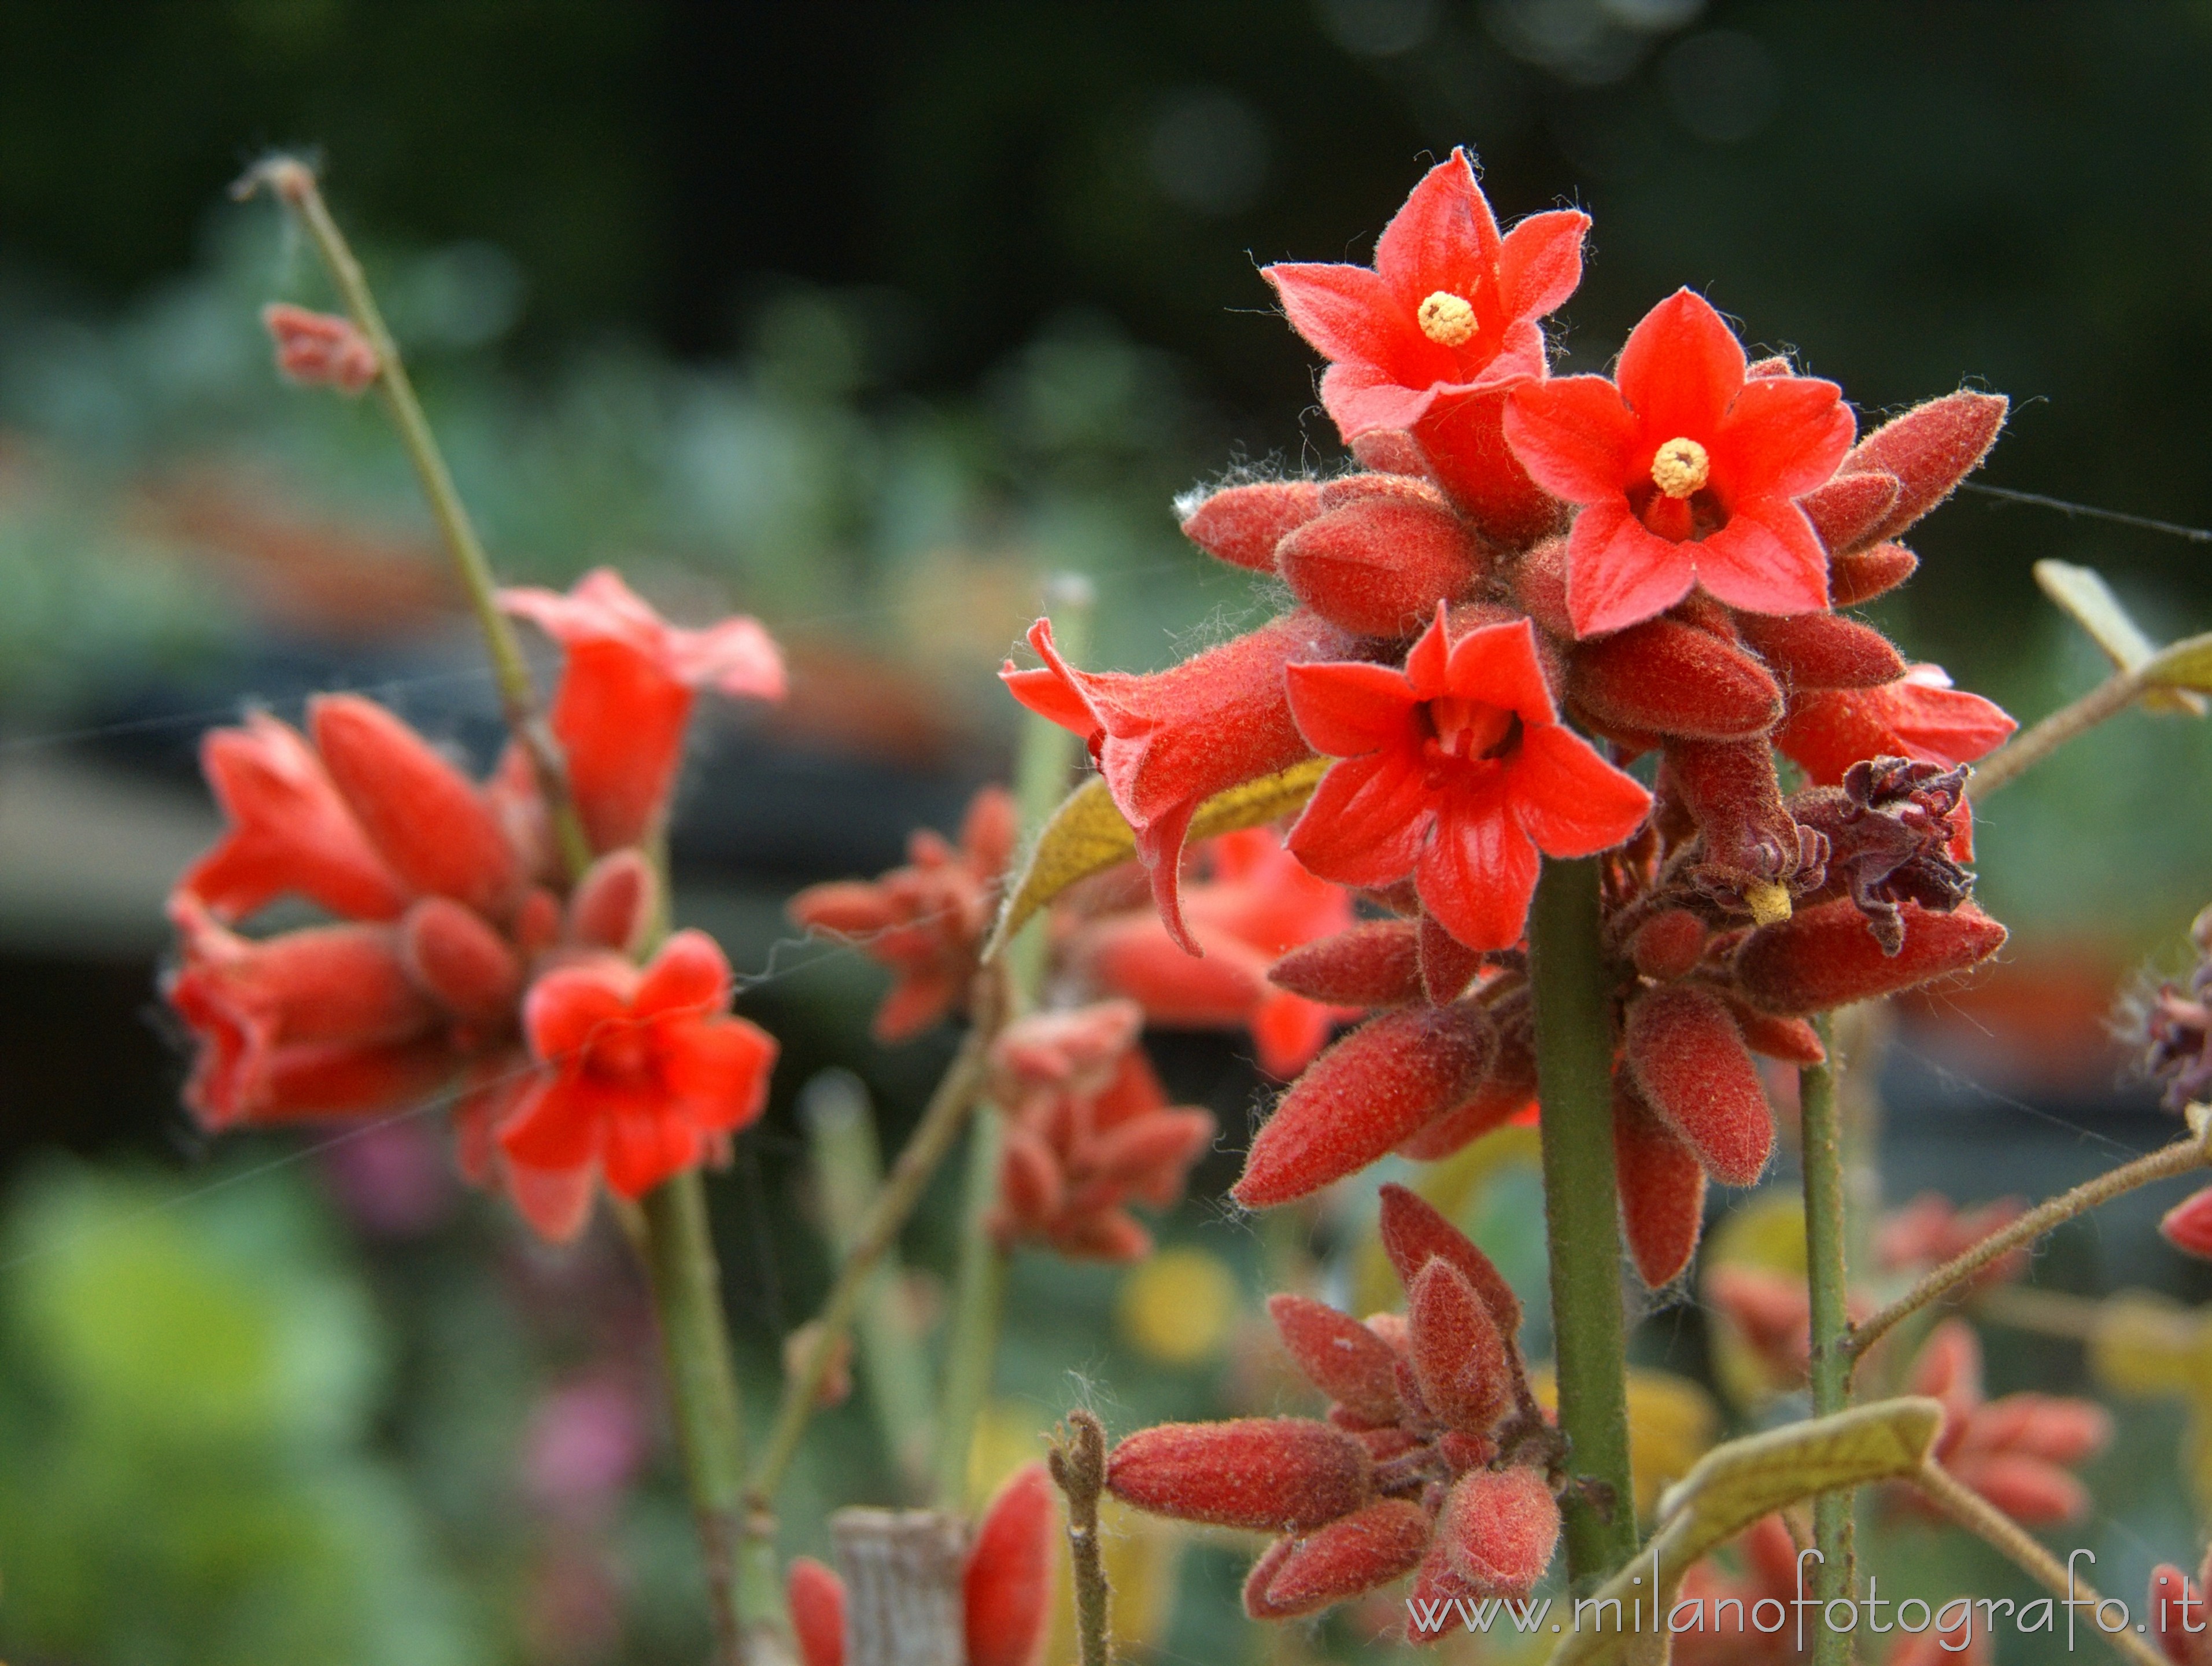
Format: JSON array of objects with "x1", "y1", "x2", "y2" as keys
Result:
[
  {"x1": 1848, "y1": 1134, "x2": 2209, "y2": 1371},
  {"x1": 1051, "y1": 1410, "x2": 1114, "y2": 1666},
  {"x1": 236, "y1": 154, "x2": 593, "y2": 876},
  {"x1": 746, "y1": 972, "x2": 1005, "y2": 1515},
  {"x1": 1966, "y1": 667, "x2": 2146, "y2": 803},
  {"x1": 1912, "y1": 1459, "x2": 2169, "y2": 1666}
]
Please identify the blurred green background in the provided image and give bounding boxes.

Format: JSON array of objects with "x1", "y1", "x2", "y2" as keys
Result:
[{"x1": 6, "y1": 3, "x2": 2212, "y2": 1662}]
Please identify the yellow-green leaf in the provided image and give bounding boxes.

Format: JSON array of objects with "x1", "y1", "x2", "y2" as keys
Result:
[
  {"x1": 2037, "y1": 561, "x2": 2208, "y2": 715},
  {"x1": 983, "y1": 757, "x2": 1331, "y2": 959},
  {"x1": 2142, "y1": 630, "x2": 2212, "y2": 698},
  {"x1": 1545, "y1": 1398, "x2": 1944, "y2": 1666}
]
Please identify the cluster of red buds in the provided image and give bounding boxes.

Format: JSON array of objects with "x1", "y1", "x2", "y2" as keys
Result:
[
  {"x1": 164, "y1": 568, "x2": 786, "y2": 1239},
  {"x1": 1900, "y1": 1317, "x2": 2111, "y2": 1525},
  {"x1": 999, "y1": 149, "x2": 2015, "y2": 1291},
  {"x1": 1105, "y1": 1186, "x2": 1560, "y2": 1638},
  {"x1": 785, "y1": 1464, "x2": 1055, "y2": 1666},
  {"x1": 984, "y1": 1000, "x2": 1216, "y2": 1261}
]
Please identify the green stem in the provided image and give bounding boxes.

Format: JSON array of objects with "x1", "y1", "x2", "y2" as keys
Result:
[
  {"x1": 242, "y1": 155, "x2": 592, "y2": 877},
  {"x1": 1799, "y1": 1015, "x2": 1853, "y2": 1664},
  {"x1": 643, "y1": 1170, "x2": 751, "y2": 1666},
  {"x1": 1528, "y1": 856, "x2": 1637, "y2": 1581},
  {"x1": 933, "y1": 573, "x2": 1091, "y2": 1507}
]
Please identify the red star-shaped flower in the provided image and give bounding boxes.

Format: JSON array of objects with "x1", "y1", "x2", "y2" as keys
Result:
[
  {"x1": 1284, "y1": 609, "x2": 1650, "y2": 951},
  {"x1": 1774, "y1": 664, "x2": 2016, "y2": 787},
  {"x1": 499, "y1": 928, "x2": 778, "y2": 1200},
  {"x1": 1264, "y1": 148, "x2": 1587, "y2": 542},
  {"x1": 1504, "y1": 289, "x2": 1855, "y2": 637}
]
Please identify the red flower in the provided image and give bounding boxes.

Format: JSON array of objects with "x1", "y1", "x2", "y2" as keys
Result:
[
  {"x1": 1504, "y1": 289, "x2": 1855, "y2": 637},
  {"x1": 985, "y1": 1002, "x2": 1215, "y2": 1262},
  {"x1": 499, "y1": 929, "x2": 778, "y2": 1200},
  {"x1": 501, "y1": 568, "x2": 785, "y2": 852},
  {"x1": 1002, "y1": 610, "x2": 1358, "y2": 949},
  {"x1": 1775, "y1": 664, "x2": 2016, "y2": 787},
  {"x1": 2162, "y1": 1185, "x2": 2212, "y2": 1257},
  {"x1": 2151, "y1": 1546, "x2": 2212, "y2": 1666},
  {"x1": 789, "y1": 786, "x2": 1015, "y2": 1042},
  {"x1": 261, "y1": 303, "x2": 379, "y2": 395},
  {"x1": 1285, "y1": 609, "x2": 1650, "y2": 951},
  {"x1": 1264, "y1": 148, "x2": 1587, "y2": 541},
  {"x1": 1063, "y1": 828, "x2": 1356, "y2": 1078},
  {"x1": 1903, "y1": 1319, "x2": 2110, "y2": 1525},
  {"x1": 1110, "y1": 1187, "x2": 1558, "y2": 1639},
  {"x1": 178, "y1": 710, "x2": 409, "y2": 923},
  {"x1": 787, "y1": 1463, "x2": 1055, "y2": 1666}
]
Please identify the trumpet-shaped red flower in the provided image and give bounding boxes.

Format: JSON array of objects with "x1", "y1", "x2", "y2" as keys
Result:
[
  {"x1": 985, "y1": 1002, "x2": 1216, "y2": 1262},
  {"x1": 788, "y1": 786, "x2": 1016, "y2": 1041},
  {"x1": 787, "y1": 1463, "x2": 1056, "y2": 1666},
  {"x1": 1775, "y1": 664, "x2": 2016, "y2": 788},
  {"x1": 262, "y1": 303, "x2": 379, "y2": 394},
  {"x1": 1110, "y1": 1187, "x2": 1557, "y2": 1640},
  {"x1": 1002, "y1": 610, "x2": 1358, "y2": 949},
  {"x1": 1063, "y1": 828, "x2": 1356, "y2": 1078},
  {"x1": 501, "y1": 567, "x2": 786, "y2": 852},
  {"x1": 499, "y1": 929, "x2": 778, "y2": 1200},
  {"x1": 1264, "y1": 148, "x2": 1587, "y2": 541},
  {"x1": 1286, "y1": 609, "x2": 1650, "y2": 952},
  {"x1": 1903, "y1": 1319, "x2": 2110, "y2": 1525},
  {"x1": 179, "y1": 709, "x2": 410, "y2": 923},
  {"x1": 1504, "y1": 289, "x2": 1855, "y2": 637}
]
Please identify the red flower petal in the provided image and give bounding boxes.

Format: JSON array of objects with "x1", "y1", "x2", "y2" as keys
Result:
[
  {"x1": 1501, "y1": 375, "x2": 1642, "y2": 505},
  {"x1": 1615, "y1": 289, "x2": 1745, "y2": 442},
  {"x1": 1285, "y1": 659, "x2": 1421, "y2": 758},
  {"x1": 1373, "y1": 149, "x2": 1502, "y2": 309},
  {"x1": 1266, "y1": 261, "x2": 1405, "y2": 377},
  {"x1": 965, "y1": 1463, "x2": 1055, "y2": 1666},
  {"x1": 1443, "y1": 617, "x2": 1558, "y2": 725},
  {"x1": 1495, "y1": 209, "x2": 1590, "y2": 320},
  {"x1": 1287, "y1": 748, "x2": 1434, "y2": 888},
  {"x1": 1417, "y1": 779, "x2": 1540, "y2": 952},
  {"x1": 1711, "y1": 373, "x2": 1855, "y2": 502},
  {"x1": 1507, "y1": 724, "x2": 1653, "y2": 857},
  {"x1": 634, "y1": 928, "x2": 730, "y2": 1020},
  {"x1": 1686, "y1": 497, "x2": 1830, "y2": 618},
  {"x1": 1564, "y1": 499, "x2": 1699, "y2": 637}
]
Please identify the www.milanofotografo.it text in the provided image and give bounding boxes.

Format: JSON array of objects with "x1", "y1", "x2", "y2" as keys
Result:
[{"x1": 1407, "y1": 1552, "x2": 2206, "y2": 1651}]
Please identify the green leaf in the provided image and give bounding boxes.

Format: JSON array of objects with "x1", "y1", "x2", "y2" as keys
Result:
[
  {"x1": 1543, "y1": 1398, "x2": 1944, "y2": 1666},
  {"x1": 983, "y1": 757, "x2": 1330, "y2": 959},
  {"x1": 2141, "y1": 630, "x2": 2212, "y2": 696},
  {"x1": 2036, "y1": 560, "x2": 2207, "y2": 715}
]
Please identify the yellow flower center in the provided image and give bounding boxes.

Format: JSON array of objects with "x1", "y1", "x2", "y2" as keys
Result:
[
  {"x1": 1650, "y1": 437, "x2": 1711, "y2": 499},
  {"x1": 1417, "y1": 291, "x2": 1478, "y2": 347}
]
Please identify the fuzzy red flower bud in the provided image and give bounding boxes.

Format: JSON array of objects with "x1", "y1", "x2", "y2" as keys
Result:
[
  {"x1": 400, "y1": 896, "x2": 523, "y2": 1027},
  {"x1": 1799, "y1": 469, "x2": 1901, "y2": 553},
  {"x1": 1907, "y1": 1318, "x2": 2108, "y2": 1525},
  {"x1": 309, "y1": 694, "x2": 520, "y2": 920},
  {"x1": 566, "y1": 848, "x2": 658, "y2": 956},
  {"x1": 1504, "y1": 288, "x2": 1854, "y2": 637},
  {"x1": 1613, "y1": 1077, "x2": 1708, "y2": 1287},
  {"x1": 1268, "y1": 919, "x2": 1426, "y2": 1008},
  {"x1": 1408, "y1": 1259, "x2": 1513, "y2": 1433},
  {"x1": 180, "y1": 712, "x2": 409, "y2": 923},
  {"x1": 1735, "y1": 610, "x2": 1906, "y2": 692},
  {"x1": 1376, "y1": 1183, "x2": 1524, "y2": 1349},
  {"x1": 966, "y1": 1463, "x2": 1055, "y2": 1666},
  {"x1": 788, "y1": 1557, "x2": 846, "y2": 1666},
  {"x1": 1734, "y1": 898, "x2": 2006, "y2": 1016},
  {"x1": 1276, "y1": 486, "x2": 1487, "y2": 639},
  {"x1": 1235, "y1": 1001, "x2": 1495, "y2": 1207},
  {"x1": 1267, "y1": 1294, "x2": 1404, "y2": 1425},
  {"x1": 261, "y1": 302, "x2": 379, "y2": 394},
  {"x1": 1840, "y1": 391, "x2": 2008, "y2": 547},
  {"x1": 1003, "y1": 610, "x2": 1358, "y2": 950},
  {"x1": 1287, "y1": 610, "x2": 1649, "y2": 952},
  {"x1": 1438, "y1": 1465, "x2": 1559, "y2": 1597},
  {"x1": 1624, "y1": 984, "x2": 1773, "y2": 1185},
  {"x1": 1663, "y1": 736, "x2": 1819, "y2": 908},
  {"x1": 1630, "y1": 908, "x2": 1708, "y2": 981},
  {"x1": 1179, "y1": 478, "x2": 1322, "y2": 572},
  {"x1": 1394, "y1": 1032, "x2": 1537, "y2": 1160},
  {"x1": 1417, "y1": 915, "x2": 1484, "y2": 1004},
  {"x1": 1724, "y1": 999, "x2": 1827, "y2": 1064},
  {"x1": 1830, "y1": 541, "x2": 1922, "y2": 607},
  {"x1": 1106, "y1": 1418, "x2": 1373, "y2": 1531},
  {"x1": 1569, "y1": 615, "x2": 1783, "y2": 742},
  {"x1": 1251, "y1": 1500, "x2": 1433, "y2": 1619},
  {"x1": 2161, "y1": 1185, "x2": 2212, "y2": 1258}
]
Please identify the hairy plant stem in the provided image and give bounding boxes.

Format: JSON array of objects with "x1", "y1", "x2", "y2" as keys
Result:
[
  {"x1": 241, "y1": 156, "x2": 592, "y2": 875},
  {"x1": 1912, "y1": 1460, "x2": 2169, "y2": 1666},
  {"x1": 1966, "y1": 666, "x2": 2146, "y2": 803},
  {"x1": 934, "y1": 574, "x2": 1091, "y2": 1508},
  {"x1": 1848, "y1": 1131, "x2": 2210, "y2": 1373},
  {"x1": 1051, "y1": 1411, "x2": 1115, "y2": 1666},
  {"x1": 243, "y1": 158, "x2": 760, "y2": 1656},
  {"x1": 747, "y1": 986, "x2": 1002, "y2": 1519},
  {"x1": 1799, "y1": 1015, "x2": 1855, "y2": 1664},
  {"x1": 1530, "y1": 856, "x2": 1637, "y2": 1580}
]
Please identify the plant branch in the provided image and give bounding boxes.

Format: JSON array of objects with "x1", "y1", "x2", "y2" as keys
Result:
[
  {"x1": 1799, "y1": 1016, "x2": 1855, "y2": 1664},
  {"x1": 1848, "y1": 1133, "x2": 2209, "y2": 1371},
  {"x1": 1966, "y1": 667, "x2": 2145, "y2": 804},
  {"x1": 238, "y1": 154, "x2": 592, "y2": 876},
  {"x1": 1912, "y1": 1459, "x2": 2169, "y2": 1666},
  {"x1": 1530, "y1": 855, "x2": 1638, "y2": 1580},
  {"x1": 643, "y1": 1170, "x2": 751, "y2": 1666},
  {"x1": 1051, "y1": 1410, "x2": 1114, "y2": 1666},
  {"x1": 747, "y1": 976, "x2": 1003, "y2": 1516}
]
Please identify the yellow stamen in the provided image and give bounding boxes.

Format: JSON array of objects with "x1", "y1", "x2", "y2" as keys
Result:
[
  {"x1": 1745, "y1": 880, "x2": 1792, "y2": 927},
  {"x1": 1650, "y1": 436, "x2": 1711, "y2": 499},
  {"x1": 1417, "y1": 290, "x2": 1478, "y2": 347}
]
